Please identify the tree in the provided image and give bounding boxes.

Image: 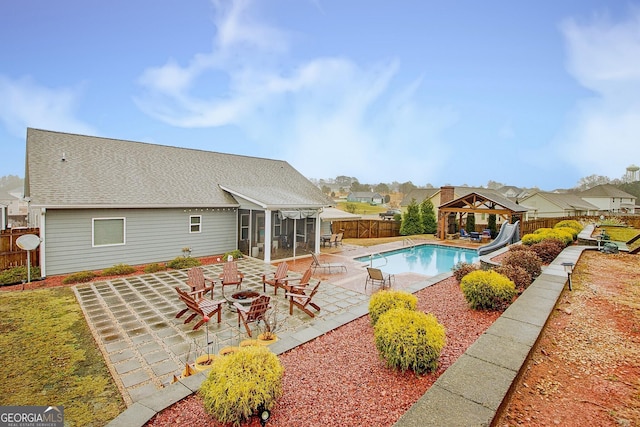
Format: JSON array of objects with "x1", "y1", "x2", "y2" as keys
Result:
[
  {"x1": 420, "y1": 199, "x2": 437, "y2": 234},
  {"x1": 400, "y1": 199, "x2": 423, "y2": 236},
  {"x1": 321, "y1": 185, "x2": 331, "y2": 195},
  {"x1": 374, "y1": 183, "x2": 390, "y2": 195},
  {"x1": 465, "y1": 213, "x2": 476, "y2": 233},
  {"x1": 576, "y1": 174, "x2": 610, "y2": 191},
  {"x1": 350, "y1": 180, "x2": 371, "y2": 193},
  {"x1": 487, "y1": 214, "x2": 497, "y2": 238},
  {"x1": 398, "y1": 181, "x2": 417, "y2": 195},
  {"x1": 344, "y1": 203, "x2": 357, "y2": 214}
]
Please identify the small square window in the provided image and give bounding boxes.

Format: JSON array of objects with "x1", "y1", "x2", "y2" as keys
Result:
[
  {"x1": 93, "y1": 218, "x2": 125, "y2": 246},
  {"x1": 190, "y1": 215, "x2": 202, "y2": 233}
]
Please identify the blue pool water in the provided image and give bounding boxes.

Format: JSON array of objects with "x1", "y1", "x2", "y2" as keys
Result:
[{"x1": 355, "y1": 244, "x2": 479, "y2": 276}]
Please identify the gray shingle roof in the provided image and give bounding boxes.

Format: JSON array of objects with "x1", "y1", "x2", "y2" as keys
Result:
[
  {"x1": 523, "y1": 192, "x2": 599, "y2": 211},
  {"x1": 579, "y1": 184, "x2": 636, "y2": 199},
  {"x1": 25, "y1": 128, "x2": 330, "y2": 209}
]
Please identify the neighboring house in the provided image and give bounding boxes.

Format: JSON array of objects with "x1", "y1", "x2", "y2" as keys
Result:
[
  {"x1": 0, "y1": 202, "x2": 6, "y2": 231},
  {"x1": 578, "y1": 184, "x2": 636, "y2": 214},
  {"x1": 0, "y1": 188, "x2": 28, "y2": 228},
  {"x1": 24, "y1": 128, "x2": 331, "y2": 276},
  {"x1": 518, "y1": 192, "x2": 599, "y2": 219},
  {"x1": 400, "y1": 188, "x2": 439, "y2": 207},
  {"x1": 346, "y1": 192, "x2": 384, "y2": 204}
]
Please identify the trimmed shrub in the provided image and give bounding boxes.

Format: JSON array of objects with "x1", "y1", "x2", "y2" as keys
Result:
[
  {"x1": 223, "y1": 250, "x2": 244, "y2": 260},
  {"x1": 506, "y1": 244, "x2": 530, "y2": 253},
  {"x1": 374, "y1": 307, "x2": 446, "y2": 375},
  {"x1": 554, "y1": 219, "x2": 583, "y2": 234},
  {"x1": 451, "y1": 261, "x2": 479, "y2": 283},
  {"x1": 521, "y1": 232, "x2": 545, "y2": 245},
  {"x1": 501, "y1": 249, "x2": 542, "y2": 279},
  {"x1": 530, "y1": 239, "x2": 565, "y2": 264},
  {"x1": 0, "y1": 265, "x2": 41, "y2": 285},
  {"x1": 368, "y1": 289, "x2": 418, "y2": 326},
  {"x1": 62, "y1": 271, "x2": 98, "y2": 285},
  {"x1": 494, "y1": 264, "x2": 532, "y2": 294},
  {"x1": 101, "y1": 263, "x2": 136, "y2": 276},
  {"x1": 143, "y1": 263, "x2": 166, "y2": 274},
  {"x1": 460, "y1": 270, "x2": 516, "y2": 311},
  {"x1": 200, "y1": 346, "x2": 283, "y2": 425},
  {"x1": 167, "y1": 256, "x2": 201, "y2": 270}
]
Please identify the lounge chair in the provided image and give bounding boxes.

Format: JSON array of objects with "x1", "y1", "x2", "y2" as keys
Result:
[
  {"x1": 459, "y1": 229, "x2": 471, "y2": 240},
  {"x1": 335, "y1": 232, "x2": 344, "y2": 247},
  {"x1": 365, "y1": 267, "x2": 394, "y2": 290},
  {"x1": 186, "y1": 267, "x2": 215, "y2": 299},
  {"x1": 175, "y1": 287, "x2": 224, "y2": 330},
  {"x1": 323, "y1": 233, "x2": 338, "y2": 247},
  {"x1": 262, "y1": 262, "x2": 289, "y2": 295},
  {"x1": 286, "y1": 281, "x2": 321, "y2": 318},
  {"x1": 219, "y1": 261, "x2": 244, "y2": 295},
  {"x1": 310, "y1": 252, "x2": 347, "y2": 274},
  {"x1": 234, "y1": 295, "x2": 271, "y2": 337}
]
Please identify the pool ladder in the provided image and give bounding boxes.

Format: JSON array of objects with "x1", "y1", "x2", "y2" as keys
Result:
[
  {"x1": 403, "y1": 238, "x2": 415, "y2": 247},
  {"x1": 368, "y1": 252, "x2": 388, "y2": 268}
]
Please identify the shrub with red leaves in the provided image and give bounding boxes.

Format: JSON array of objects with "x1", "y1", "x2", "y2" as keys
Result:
[
  {"x1": 501, "y1": 249, "x2": 542, "y2": 280},
  {"x1": 494, "y1": 264, "x2": 532, "y2": 294},
  {"x1": 530, "y1": 239, "x2": 565, "y2": 264},
  {"x1": 452, "y1": 262, "x2": 479, "y2": 283}
]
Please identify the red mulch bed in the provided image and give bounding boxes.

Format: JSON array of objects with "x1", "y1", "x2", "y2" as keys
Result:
[{"x1": 146, "y1": 277, "x2": 500, "y2": 427}]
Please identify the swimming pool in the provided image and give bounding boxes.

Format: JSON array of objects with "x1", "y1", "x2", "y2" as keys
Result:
[{"x1": 355, "y1": 244, "x2": 479, "y2": 276}]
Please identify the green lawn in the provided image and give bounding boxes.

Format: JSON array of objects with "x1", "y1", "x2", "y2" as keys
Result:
[
  {"x1": 335, "y1": 201, "x2": 390, "y2": 215},
  {"x1": 0, "y1": 287, "x2": 125, "y2": 426}
]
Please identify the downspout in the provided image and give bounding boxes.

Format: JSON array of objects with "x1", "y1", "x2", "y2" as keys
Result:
[
  {"x1": 39, "y1": 208, "x2": 46, "y2": 278},
  {"x1": 264, "y1": 209, "x2": 272, "y2": 263},
  {"x1": 314, "y1": 211, "x2": 321, "y2": 255}
]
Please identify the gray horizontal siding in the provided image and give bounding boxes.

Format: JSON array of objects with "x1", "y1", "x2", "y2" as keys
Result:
[{"x1": 43, "y1": 208, "x2": 237, "y2": 276}]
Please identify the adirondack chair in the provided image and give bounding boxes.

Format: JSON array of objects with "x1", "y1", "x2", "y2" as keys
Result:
[
  {"x1": 279, "y1": 268, "x2": 312, "y2": 294},
  {"x1": 365, "y1": 267, "x2": 394, "y2": 290},
  {"x1": 234, "y1": 295, "x2": 271, "y2": 337},
  {"x1": 219, "y1": 261, "x2": 244, "y2": 295},
  {"x1": 186, "y1": 267, "x2": 215, "y2": 299},
  {"x1": 286, "y1": 281, "x2": 322, "y2": 318},
  {"x1": 175, "y1": 287, "x2": 224, "y2": 330},
  {"x1": 262, "y1": 262, "x2": 289, "y2": 295},
  {"x1": 310, "y1": 252, "x2": 347, "y2": 274},
  {"x1": 323, "y1": 233, "x2": 338, "y2": 247}
]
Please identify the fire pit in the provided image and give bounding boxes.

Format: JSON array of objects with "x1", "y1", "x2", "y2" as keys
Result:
[{"x1": 226, "y1": 290, "x2": 260, "y2": 312}]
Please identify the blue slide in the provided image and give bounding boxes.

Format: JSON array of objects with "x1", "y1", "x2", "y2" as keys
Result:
[{"x1": 477, "y1": 220, "x2": 521, "y2": 256}]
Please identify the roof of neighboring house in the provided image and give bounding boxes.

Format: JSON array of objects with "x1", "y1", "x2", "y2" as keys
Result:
[
  {"x1": 25, "y1": 128, "x2": 331, "y2": 209},
  {"x1": 579, "y1": 184, "x2": 637, "y2": 199},
  {"x1": 400, "y1": 188, "x2": 439, "y2": 205},
  {"x1": 520, "y1": 192, "x2": 599, "y2": 211}
]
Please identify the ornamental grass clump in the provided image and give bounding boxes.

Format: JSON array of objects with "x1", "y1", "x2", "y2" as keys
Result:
[
  {"x1": 167, "y1": 256, "x2": 201, "y2": 269},
  {"x1": 368, "y1": 289, "x2": 418, "y2": 325},
  {"x1": 101, "y1": 263, "x2": 136, "y2": 276},
  {"x1": 200, "y1": 346, "x2": 283, "y2": 426},
  {"x1": 62, "y1": 270, "x2": 97, "y2": 285},
  {"x1": 374, "y1": 307, "x2": 446, "y2": 375},
  {"x1": 460, "y1": 270, "x2": 516, "y2": 311}
]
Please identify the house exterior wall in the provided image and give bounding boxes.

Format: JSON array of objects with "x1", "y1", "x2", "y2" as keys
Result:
[
  {"x1": 581, "y1": 197, "x2": 612, "y2": 212},
  {"x1": 41, "y1": 207, "x2": 237, "y2": 276},
  {"x1": 520, "y1": 194, "x2": 565, "y2": 218}
]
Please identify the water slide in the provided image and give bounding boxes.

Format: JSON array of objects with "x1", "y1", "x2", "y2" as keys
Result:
[{"x1": 477, "y1": 220, "x2": 521, "y2": 256}]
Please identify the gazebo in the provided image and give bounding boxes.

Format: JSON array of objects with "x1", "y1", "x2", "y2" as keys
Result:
[{"x1": 437, "y1": 191, "x2": 528, "y2": 240}]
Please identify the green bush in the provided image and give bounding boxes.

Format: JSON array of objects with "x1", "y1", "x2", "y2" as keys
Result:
[
  {"x1": 368, "y1": 289, "x2": 418, "y2": 325},
  {"x1": 101, "y1": 263, "x2": 136, "y2": 276},
  {"x1": 374, "y1": 308, "x2": 446, "y2": 375},
  {"x1": 554, "y1": 219, "x2": 583, "y2": 234},
  {"x1": 143, "y1": 263, "x2": 166, "y2": 274},
  {"x1": 166, "y1": 256, "x2": 201, "y2": 270},
  {"x1": 522, "y1": 227, "x2": 573, "y2": 247},
  {"x1": 223, "y1": 250, "x2": 244, "y2": 260},
  {"x1": 460, "y1": 270, "x2": 516, "y2": 311},
  {"x1": 451, "y1": 262, "x2": 479, "y2": 283},
  {"x1": 502, "y1": 248, "x2": 542, "y2": 279},
  {"x1": 521, "y1": 232, "x2": 544, "y2": 245},
  {"x1": 200, "y1": 346, "x2": 283, "y2": 425},
  {"x1": 62, "y1": 271, "x2": 98, "y2": 285},
  {"x1": 0, "y1": 265, "x2": 41, "y2": 285}
]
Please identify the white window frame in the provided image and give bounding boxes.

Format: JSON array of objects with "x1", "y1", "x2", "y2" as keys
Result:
[
  {"x1": 190, "y1": 215, "x2": 202, "y2": 233},
  {"x1": 92, "y1": 217, "x2": 126, "y2": 247}
]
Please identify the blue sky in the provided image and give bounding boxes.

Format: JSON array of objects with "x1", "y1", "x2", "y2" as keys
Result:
[{"x1": 1, "y1": 1, "x2": 639, "y2": 191}]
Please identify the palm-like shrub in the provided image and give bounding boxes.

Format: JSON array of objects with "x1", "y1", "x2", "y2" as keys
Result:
[
  {"x1": 200, "y1": 346, "x2": 283, "y2": 425},
  {"x1": 374, "y1": 308, "x2": 446, "y2": 374},
  {"x1": 368, "y1": 289, "x2": 417, "y2": 325},
  {"x1": 460, "y1": 270, "x2": 516, "y2": 310}
]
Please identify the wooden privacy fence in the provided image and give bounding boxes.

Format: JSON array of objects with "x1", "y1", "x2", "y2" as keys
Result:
[
  {"x1": 0, "y1": 228, "x2": 41, "y2": 271},
  {"x1": 332, "y1": 220, "x2": 401, "y2": 239}
]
